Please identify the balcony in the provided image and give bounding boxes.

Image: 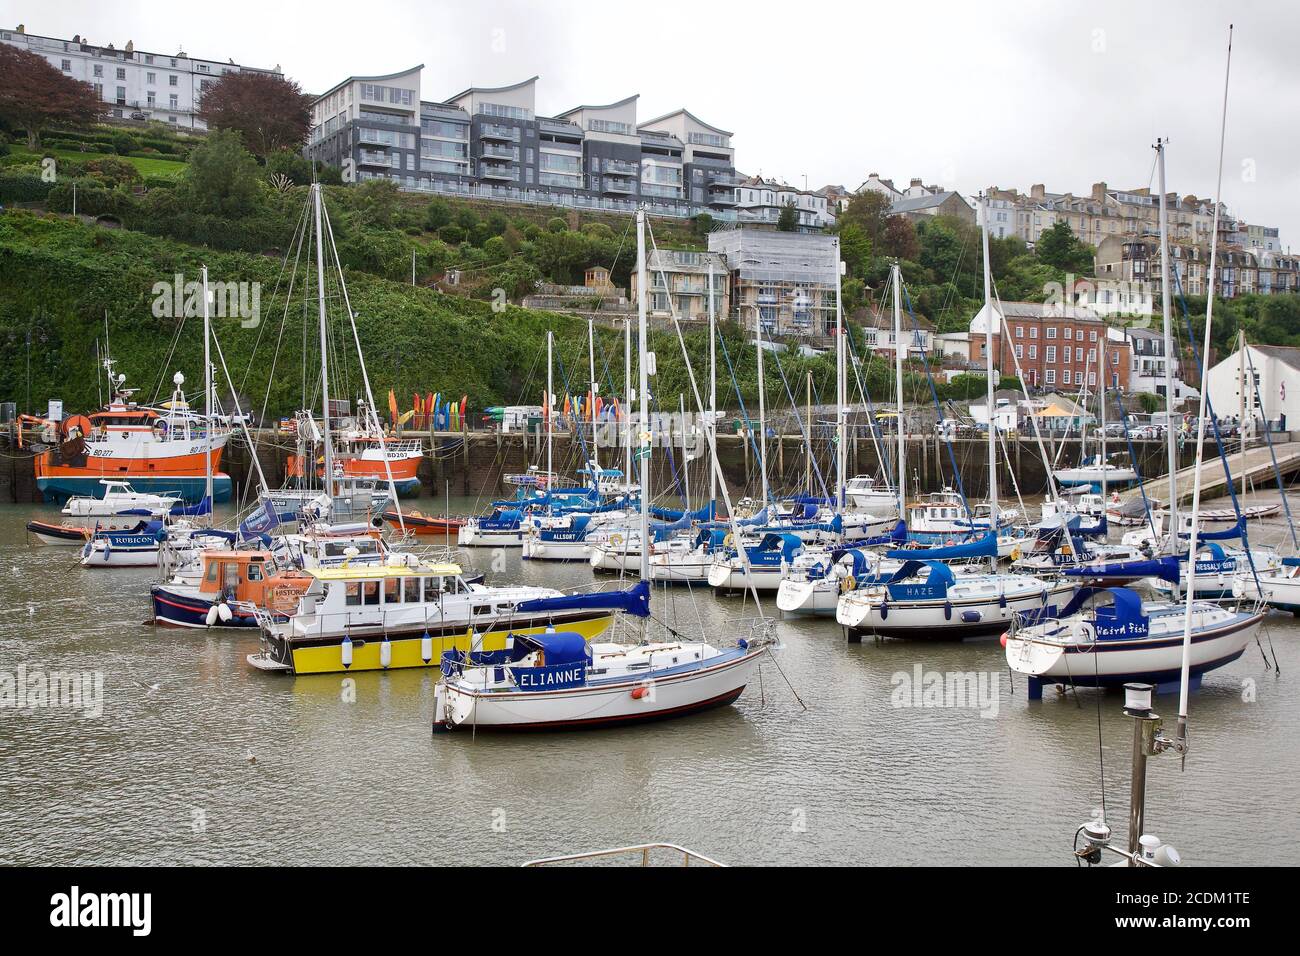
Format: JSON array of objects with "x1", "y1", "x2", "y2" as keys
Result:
[
  {"x1": 480, "y1": 123, "x2": 518, "y2": 142},
  {"x1": 603, "y1": 159, "x2": 639, "y2": 177},
  {"x1": 480, "y1": 143, "x2": 518, "y2": 160},
  {"x1": 478, "y1": 163, "x2": 515, "y2": 181},
  {"x1": 707, "y1": 191, "x2": 738, "y2": 207},
  {"x1": 358, "y1": 150, "x2": 393, "y2": 167},
  {"x1": 707, "y1": 173, "x2": 741, "y2": 187},
  {"x1": 603, "y1": 180, "x2": 636, "y2": 195}
]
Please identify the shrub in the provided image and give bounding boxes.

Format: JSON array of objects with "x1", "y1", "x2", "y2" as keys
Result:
[{"x1": 0, "y1": 173, "x2": 54, "y2": 202}]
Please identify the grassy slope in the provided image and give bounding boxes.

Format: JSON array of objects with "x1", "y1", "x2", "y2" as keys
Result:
[
  {"x1": 0, "y1": 210, "x2": 613, "y2": 418},
  {"x1": 7, "y1": 147, "x2": 187, "y2": 179}
]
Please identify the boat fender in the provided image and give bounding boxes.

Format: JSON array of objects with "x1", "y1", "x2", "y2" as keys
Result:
[
  {"x1": 879, "y1": 602, "x2": 888, "y2": 620},
  {"x1": 1232, "y1": 578, "x2": 1244, "y2": 599},
  {"x1": 962, "y1": 610, "x2": 982, "y2": 623},
  {"x1": 420, "y1": 631, "x2": 433, "y2": 663},
  {"x1": 840, "y1": 575, "x2": 856, "y2": 594},
  {"x1": 999, "y1": 632, "x2": 1008, "y2": 648},
  {"x1": 1011, "y1": 546, "x2": 1021, "y2": 562},
  {"x1": 217, "y1": 602, "x2": 233, "y2": 623},
  {"x1": 205, "y1": 605, "x2": 220, "y2": 627},
  {"x1": 372, "y1": 516, "x2": 384, "y2": 529},
  {"x1": 379, "y1": 639, "x2": 392, "y2": 669},
  {"x1": 998, "y1": 593, "x2": 1007, "y2": 609},
  {"x1": 631, "y1": 686, "x2": 650, "y2": 700},
  {"x1": 341, "y1": 635, "x2": 354, "y2": 669},
  {"x1": 943, "y1": 601, "x2": 952, "y2": 621}
]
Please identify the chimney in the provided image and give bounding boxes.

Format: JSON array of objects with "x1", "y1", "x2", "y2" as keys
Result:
[
  {"x1": 910, "y1": 178, "x2": 923, "y2": 187},
  {"x1": 16, "y1": 24, "x2": 24, "y2": 33},
  {"x1": 1091, "y1": 181, "x2": 1107, "y2": 202},
  {"x1": 125, "y1": 40, "x2": 133, "y2": 53},
  {"x1": 1031, "y1": 183, "x2": 1045, "y2": 200}
]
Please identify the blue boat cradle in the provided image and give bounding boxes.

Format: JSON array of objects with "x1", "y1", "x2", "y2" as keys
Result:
[{"x1": 512, "y1": 580, "x2": 651, "y2": 619}]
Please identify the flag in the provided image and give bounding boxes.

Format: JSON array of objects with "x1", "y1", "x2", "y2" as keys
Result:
[{"x1": 239, "y1": 496, "x2": 282, "y2": 540}]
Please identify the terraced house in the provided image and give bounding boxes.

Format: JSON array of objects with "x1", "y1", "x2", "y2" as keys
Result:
[
  {"x1": 1, "y1": 23, "x2": 281, "y2": 129},
  {"x1": 305, "y1": 66, "x2": 753, "y2": 224}
]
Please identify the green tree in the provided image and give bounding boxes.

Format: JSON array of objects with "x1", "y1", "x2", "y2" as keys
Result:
[
  {"x1": 1035, "y1": 221, "x2": 1094, "y2": 273},
  {"x1": 198, "y1": 71, "x2": 310, "y2": 158},
  {"x1": 181, "y1": 128, "x2": 264, "y2": 218},
  {"x1": 777, "y1": 201, "x2": 798, "y2": 232}
]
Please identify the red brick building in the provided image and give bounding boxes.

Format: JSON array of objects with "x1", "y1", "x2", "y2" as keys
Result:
[{"x1": 969, "y1": 301, "x2": 1131, "y2": 392}]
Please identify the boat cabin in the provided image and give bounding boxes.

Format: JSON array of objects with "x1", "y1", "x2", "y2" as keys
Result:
[{"x1": 199, "y1": 550, "x2": 309, "y2": 611}]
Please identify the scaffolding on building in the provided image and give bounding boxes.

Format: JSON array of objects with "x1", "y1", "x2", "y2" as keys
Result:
[{"x1": 707, "y1": 229, "x2": 839, "y2": 337}]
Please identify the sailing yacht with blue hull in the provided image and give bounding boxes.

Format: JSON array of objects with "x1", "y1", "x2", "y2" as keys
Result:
[{"x1": 1005, "y1": 586, "x2": 1263, "y2": 699}]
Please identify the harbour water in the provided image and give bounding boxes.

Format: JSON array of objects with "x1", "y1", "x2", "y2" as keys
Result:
[{"x1": 1, "y1": 498, "x2": 1297, "y2": 866}]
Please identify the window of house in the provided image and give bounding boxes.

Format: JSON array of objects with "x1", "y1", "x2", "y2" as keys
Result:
[
  {"x1": 169, "y1": 74, "x2": 178, "y2": 86},
  {"x1": 1015, "y1": 326, "x2": 1024, "y2": 338},
  {"x1": 116, "y1": 67, "x2": 126, "y2": 80},
  {"x1": 1064, "y1": 327, "x2": 1073, "y2": 340},
  {"x1": 1029, "y1": 345, "x2": 1037, "y2": 359},
  {"x1": 1046, "y1": 369, "x2": 1056, "y2": 384},
  {"x1": 61, "y1": 59, "x2": 71, "y2": 71},
  {"x1": 1030, "y1": 326, "x2": 1038, "y2": 339},
  {"x1": 1046, "y1": 326, "x2": 1057, "y2": 339},
  {"x1": 1046, "y1": 346, "x2": 1056, "y2": 363},
  {"x1": 1063, "y1": 370, "x2": 1072, "y2": 385}
]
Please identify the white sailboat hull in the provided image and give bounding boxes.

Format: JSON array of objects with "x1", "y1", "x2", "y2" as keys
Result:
[
  {"x1": 434, "y1": 649, "x2": 764, "y2": 730},
  {"x1": 837, "y1": 579, "x2": 1075, "y2": 637}
]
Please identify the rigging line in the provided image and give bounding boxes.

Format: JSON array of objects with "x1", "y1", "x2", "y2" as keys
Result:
[
  {"x1": 901, "y1": 281, "x2": 971, "y2": 516},
  {"x1": 1116, "y1": 387, "x2": 1160, "y2": 542},
  {"x1": 843, "y1": 312, "x2": 894, "y2": 493},
  {"x1": 646, "y1": 217, "x2": 771, "y2": 617},
  {"x1": 1173, "y1": 267, "x2": 1268, "y2": 603},
  {"x1": 768, "y1": 341, "x2": 831, "y2": 501},
  {"x1": 1242, "y1": 345, "x2": 1299, "y2": 549},
  {"x1": 716, "y1": 325, "x2": 768, "y2": 499},
  {"x1": 240, "y1": 196, "x2": 313, "y2": 399}
]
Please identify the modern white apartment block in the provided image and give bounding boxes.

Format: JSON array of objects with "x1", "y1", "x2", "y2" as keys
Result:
[
  {"x1": 305, "y1": 66, "x2": 771, "y2": 225},
  {"x1": 1, "y1": 23, "x2": 282, "y2": 130}
]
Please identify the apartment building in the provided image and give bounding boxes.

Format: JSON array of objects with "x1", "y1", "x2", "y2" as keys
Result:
[
  {"x1": 969, "y1": 300, "x2": 1131, "y2": 392},
  {"x1": 1, "y1": 23, "x2": 281, "y2": 129},
  {"x1": 628, "y1": 249, "x2": 728, "y2": 321},
  {"x1": 708, "y1": 229, "x2": 839, "y2": 336},
  {"x1": 305, "y1": 66, "x2": 764, "y2": 225},
  {"x1": 735, "y1": 176, "x2": 836, "y2": 232},
  {"x1": 1094, "y1": 234, "x2": 1299, "y2": 300}
]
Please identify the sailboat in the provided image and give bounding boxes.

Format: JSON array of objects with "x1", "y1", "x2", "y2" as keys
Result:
[
  {"x1": 837, "y1": 210, "x2": 1074, "y2": 638},
  {"x1": 433, "y1": 208, "x2": 768, "y2": 730}
]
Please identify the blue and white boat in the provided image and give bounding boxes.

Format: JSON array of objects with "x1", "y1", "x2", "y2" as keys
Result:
[
  {"x1": 708, "y1": 531, "x2": 805, "y2": 593},
  {"x1": 1005, "y1": 586, "x2": 1263, "y2": 698}
]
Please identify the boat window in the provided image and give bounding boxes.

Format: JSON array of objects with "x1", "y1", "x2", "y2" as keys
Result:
[
  {"x1": 384, "y1": 578, "x2": 402, "y2": 603},
  {"x1": 424, "y1": 577, "x2": 443, "y2": 602},
  {"x1": 404, "y1": 576, "x2": 421, "y2": 602},
  {"x1": 345, "y1": 582, "x2": 362, "y2": 606},
  {"x1": 363, "y1": 581, "x2": 381, "y2": 606},
  {"x1": 205, "y1": 561, "x2": 219, "y2": 583},
  {"x1": 247, "y1": 563, "x2": 263, "y2": 582},
  {"x1": 223, "y1": 563, "x2": 239, "y2": 591}
]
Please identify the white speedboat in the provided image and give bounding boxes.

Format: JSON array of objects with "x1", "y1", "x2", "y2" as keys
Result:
[
  {"x1": 1053, "y1": 456, "x2": 1139, "y2": 489},
  {"x1": 62, "y1": 479, "x2": 180, "y2": 518},
  {"x1": 835, "y1": 558, "x2": 1075, "y2": 639},
  {"x1": 1005, "y1": 586, "x2": 1263, "y2": 698},
  {"x1": 844, "y1": 474, "x2": 899, "y2": 515},
  {"x1": 433, "y1": 623, "x2": 767, "y2": 731}
]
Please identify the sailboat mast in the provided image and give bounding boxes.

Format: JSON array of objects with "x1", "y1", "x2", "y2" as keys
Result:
[
  {"x1": 681, "y1": 393, "x2": 690, "y2": 506},
  {"x1": 835, "y1": 238, "x2": 846, "y2": 518},
  {"x1": 1100, "y1": 331, "x2": 1108, "y2": 503},
  {"x1": 201, "y1": 264, "x2": 213, "y2": 522},
  {"x1": 980, "y1": 197, "x2": 998, "y2": 539},
  {"x1": 708, "y1": 261, "x2": 717, "y2": 510},
  {"x1": 624, "y1": 316, "x2": 632, "y2": 491},
  {"x1": 312, "y1": 184, "x2": 334, "y2": 497},
  {"x1": 1156, "y1": 141, "x2": 1178, "y2": 541},
  {"x1": 547, "y1": 330, "x2": 554, "y2": 483},
  {"x1": 756, "y1": 311, "x2": 768, "y2": 509},
  {"x1": 893, "y1": 262, "x2": 905, "y2": 514},
  {"x1": 636, "y1": 208, "x2": 651, "y2": 583},
  {"x1": 1177, "y1": 23, "x2": 1234, "y2": 751},
  {"x1": 588, "y1": 318, "x2": 599, "y2": 479}
]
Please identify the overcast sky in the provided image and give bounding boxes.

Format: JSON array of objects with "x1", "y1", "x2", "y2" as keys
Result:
[{"x1": 17, "y1": 0, "x2": 1300, "y2": 245}]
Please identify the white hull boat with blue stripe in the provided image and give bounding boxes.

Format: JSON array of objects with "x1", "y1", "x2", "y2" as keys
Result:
[
  {"x1": 1146, "y1": 543, "x2": 1280, "y2": 599},
  {"x1": 433, "y1": 626, "x2": 767, "y2": 731},
  {"x1": 1005, "y1": 586, "x2": 1263, "y2": 694}
]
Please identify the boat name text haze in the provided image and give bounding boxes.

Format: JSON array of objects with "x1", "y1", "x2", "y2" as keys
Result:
[
  {"x1": 890, "y1": 665, "x2": 1000, "y2": 719},
  {"x1": 49, "y1": 887, "x2": 151, "y2": 937},
  {"x1": 151, "y1": 273, "x2": 260, "y2": 328},
  {"x1": 0, "y1": 665, "x2": 103, "y2": 719}
]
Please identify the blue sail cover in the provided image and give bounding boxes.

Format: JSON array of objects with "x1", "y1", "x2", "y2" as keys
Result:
[
  {"x1": 512, "y1": 580, "x2": 651, "y2": 618},
  {"x1": 1062, "y1": 554, "x2": 1180, "y2": 584},
  {"x1": 885, "y1": 560, "x2": 954, "y2": 601},
  {"x1": 1052, "y1": 587, "x2": 1149, "y2": 640},
  {"x1": 745, "y1": 532, "x2": 803, "y2": 565},
  {"x1": 513, "y1": 630, "x2": 591, "y2": 666},
  {"x1": 650, "y1": 502, "x2": 716, "y2": 522},
  {"x1": 1179, "y1": 518, "x2": 1246, "y2": 541},
  {"x1": 885, "y1": 529, "x2": 998, "y2": 561},
  {"x1": 539, "y1": 514, "x2": 593, "y2": 541},
  {"x1": 171, "y1": 496, "x2": 213, "y2": 517},
  {"x1": 482, "y1": 508, "x2": 523, "y2": 530},
  {"x1": 695, "y1": 527, "x2": 729, "y2": 551}
]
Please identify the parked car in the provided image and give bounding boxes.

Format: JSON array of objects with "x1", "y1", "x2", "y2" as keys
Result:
[{"x1": 129, "y1": 111, "x2": 148, "y2": 121}]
